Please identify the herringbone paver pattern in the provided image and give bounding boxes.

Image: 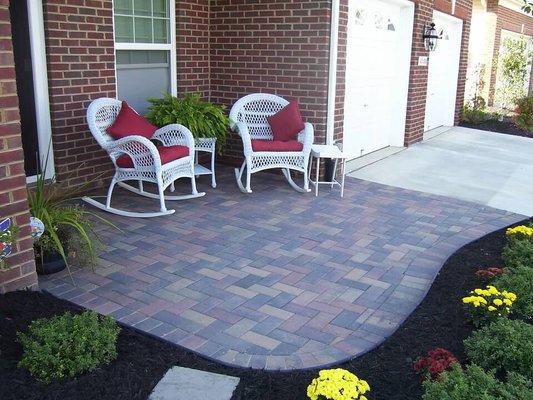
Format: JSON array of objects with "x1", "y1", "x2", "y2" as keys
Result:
[{"x1": 40, "y1": 167, "x2": 523, "y2": 369}]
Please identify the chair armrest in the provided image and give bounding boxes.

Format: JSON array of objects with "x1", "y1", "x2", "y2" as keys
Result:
[
  {"x1": 152, "y1": 124, "x2": 195, "y2": 154},
  {"x1": 298, "y1": 122, "x2": 314, "y2": 155},
  {"x1": 233, "y1": 121, "x2": 252, "y2": 156},
  {"x1": 107, "y1": 135, "x2": 162, "y2": 168}
]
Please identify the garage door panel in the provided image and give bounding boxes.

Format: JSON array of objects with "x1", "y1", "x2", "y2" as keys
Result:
[{"x1": 343, "y1": 0, "x2": 413, "y2": 158}]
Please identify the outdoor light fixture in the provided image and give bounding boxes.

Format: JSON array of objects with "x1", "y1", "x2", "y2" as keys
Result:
[{"x1": 423, "y1": 22, "x2": 442, "y2": 52}]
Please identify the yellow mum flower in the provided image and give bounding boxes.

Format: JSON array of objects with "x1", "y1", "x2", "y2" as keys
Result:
[
  {"x1": 505, "y1": 292, "x2": 517, "y2": 301},
  {"x1": 503, "y1": 299, "x2": 512, "y2": 306},
  {"x1": 486, "y1": 286, "x2": 499, "y2": 295},
  {"x1": 506, "y1": 225, "x2": 533, "y2": 237},
  {"x1": 488, "y1": 306, "x2": 497, "y2": 311},
  {"x1": 493, "y1": 299, "x2": 503, "y2": 306}
]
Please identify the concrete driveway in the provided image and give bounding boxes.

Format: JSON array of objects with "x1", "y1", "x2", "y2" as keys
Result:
[{"x1": 350, "y1": 126, "x2": 533, "y2": 216}]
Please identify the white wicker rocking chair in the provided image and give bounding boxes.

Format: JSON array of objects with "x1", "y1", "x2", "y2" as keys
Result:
[
  {"x1": 83, "y1": 98, "x2": 205, "y2": 218},
  {"x1": 229, "y1": 93, "x2": 314, "y2": 193}
]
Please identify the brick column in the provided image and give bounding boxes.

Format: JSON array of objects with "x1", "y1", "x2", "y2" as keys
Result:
[
  {"x1": 0, "y1": 0, "x2": 37, "y2": 293},
  {"x1": 404, "y1": 0, "x2": 433, "y2": 145}
]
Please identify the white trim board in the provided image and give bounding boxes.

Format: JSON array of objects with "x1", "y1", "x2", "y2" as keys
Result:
[
  {"x1": 26, "y1": 0, "x2": 55, "y2": 182},
  {"x1": 113, "y1": 0, "x2": 177, "y2": 99}
]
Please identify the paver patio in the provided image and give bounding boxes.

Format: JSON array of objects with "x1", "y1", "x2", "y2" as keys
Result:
[{"x1": 40, "y1": 167, "x2": 524, "y2": 370}]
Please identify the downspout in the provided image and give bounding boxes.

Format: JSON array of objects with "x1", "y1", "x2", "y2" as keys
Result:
[
  {"x1": 326, "y1": 0, "x2": 340, "y2": 145},
  {"x1": 452, "y1": 0, "x2": 457, "y2": 15}
]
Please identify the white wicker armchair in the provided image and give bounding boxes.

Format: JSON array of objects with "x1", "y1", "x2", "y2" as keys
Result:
[
  {"x1": 83, "y1": 98, "x2": 204, "y2": 218},
  {"x1": 229, "y1": 93, "x2": 314, "y2": 193}
]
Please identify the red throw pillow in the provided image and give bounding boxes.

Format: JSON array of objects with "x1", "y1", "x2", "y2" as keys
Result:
[
  {"x1": 267, "y1": 100, "x2": 305, "y2": 142},
  {"x1": 107, "y1": 101, "x2": 157, "y2": 140}
]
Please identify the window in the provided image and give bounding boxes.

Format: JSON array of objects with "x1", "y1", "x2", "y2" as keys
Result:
[{"x1": 114, "y1": 0, "x2": 176, "y2": 114}]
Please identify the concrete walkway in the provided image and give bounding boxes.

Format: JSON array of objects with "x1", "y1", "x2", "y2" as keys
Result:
[
  {"x1": 40, "y1": 168, "x2": 523, "y2": 370},
  {"x1": 350, "y1": 127, "x2": 533, "y2": 216}
]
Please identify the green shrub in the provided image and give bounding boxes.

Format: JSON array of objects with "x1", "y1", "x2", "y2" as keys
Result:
[
  {"x1": 493, "y1": 266, "x2": 533, "y2": 322},
  {"x1": 464, "y1": 318, "x2": 533, "y2": 378},
  {"x1": 502, "y1": 238, "x2": 533, "y2": 270},
  {"x1": 18, "y1": 311, "x2": 120, "y2": 383},
  {"x1": 422, "y1": 364, "x2": 533, "y2": 400},
  {"x1": 461, "y1": 105, "x2": 491, "y2": 124},
  {"x1": 146, "y1": 92, "x2": 230, "y2": 149},
  {"x1": 514, "y1": 96, "x2": 533, "y2": 132}
]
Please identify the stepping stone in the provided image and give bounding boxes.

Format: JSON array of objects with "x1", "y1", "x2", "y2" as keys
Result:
[{"x1": 149, "y1": 366, "x2": 240, "y2": 400}]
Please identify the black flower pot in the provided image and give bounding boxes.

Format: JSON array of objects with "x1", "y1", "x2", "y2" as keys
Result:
[{"x1": 36, "y1": 249, "x2": 66, "y2": 275}]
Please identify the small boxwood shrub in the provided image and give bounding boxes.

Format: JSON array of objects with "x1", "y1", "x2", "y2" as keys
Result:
[
  {"x1": 493, "y1": 266, "x2": 533, "y2": 322},
  {"x1": 502, "y1": 238, "x2": 533, "y2": 270},
  {"x1": 18, "y1": 311, "x2": 120, "y2": 383},
  {"x1": 464, "y1": 318, "x2": 533, "y2": 378},
  {"x1": 422, "y1": 364, "x2": 533, "y2": 400}
]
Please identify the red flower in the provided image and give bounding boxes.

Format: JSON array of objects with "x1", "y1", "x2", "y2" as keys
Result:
[
  {"x1": 476, "y1": 267, "x2": 504, "y2": 279},
  {"x1": 413, "y1": 348, "x2": 458, "y2": 380},
  {"x1": 0, "y1": 242, "x2": 5, "y2": 253}
]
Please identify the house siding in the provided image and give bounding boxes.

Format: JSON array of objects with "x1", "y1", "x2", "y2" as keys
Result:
[
  {"x1": 487, "y1": 1, "x2": 533, "y2": 105},
  {"x1": 0, "y1": 0, "x2": 37, "y2": 293}
]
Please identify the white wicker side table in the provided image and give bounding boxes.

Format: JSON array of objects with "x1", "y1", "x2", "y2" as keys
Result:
[
  {"x1": 194, "y1": 138, "x2": 217, "y2": 188},
  {"x1": 308, "y1": 144, "x2": 347, "y2": 197}
]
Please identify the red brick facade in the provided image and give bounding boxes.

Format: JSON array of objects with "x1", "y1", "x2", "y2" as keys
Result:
[
  {"x1": 0, "y1": 0, "x2": 475, "y2": 292},
  {"x1": 0, "y1": 0, "x2": 37, "y2": 293},
  {"x1": 210, "y1": 1, "x2": 332, "y2": 164},
  {"x1": 487, "y1": 1, "x2": 533, "y2": 105},
  {"x1": 42, "y1": 0, "x2": 116, "y2": 188}
]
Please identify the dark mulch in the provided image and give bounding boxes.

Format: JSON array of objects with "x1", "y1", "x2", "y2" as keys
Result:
[
  {"x1": 1, "y1": 218, "x2": 529, "y2": 400},
  {"x1": 459, "y1": 119, "x2": 532, "y2": 138}
]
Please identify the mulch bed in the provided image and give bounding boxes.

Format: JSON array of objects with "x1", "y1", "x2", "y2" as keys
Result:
[
  {"x1": 459, "y1": 119, "x2": 532, "y2": 138},
  {"x1": 1, "y1": 218, "x2": 529, "y2": 400}
]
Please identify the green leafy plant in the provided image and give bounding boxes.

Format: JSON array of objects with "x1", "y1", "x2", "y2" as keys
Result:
[
  {"x1": 146, "y1": 93, "x2": 230, "y2": 150},
  {"x1": 461, "y1": 105, "x2": 491, "y2": 124},
  {"x1": 502, "y1": 238, "x2": 533, "y2": 270},
  {"x1": 494, "y1": 37, "x2": 532, "y2": 110},
  {"x1": 493, "y1": 266, "x2": 533, "y2": 322},
  {"x1": 422, "y1": 364, "x2": 533, "y2": 400},
  {"x1": 28, "y1": 147, "x2": 118, "y2": 281},
  {"x1": 464, "y1": 318, "x2": 533, "y2": 379},
  {"x1": 514, "y1": 96, "x2": 533, "y2": 132},
  {"x1": 523, "y1": 1, "x2": 533, "y2": 14},
  {"x1": 17, "y1": 311, "x2": 120, "y2": 383}
]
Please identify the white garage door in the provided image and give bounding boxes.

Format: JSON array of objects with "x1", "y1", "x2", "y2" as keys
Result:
[
  {"x1": 424, "y1": 11, "x2": 463, "y2": 132},
  {"x1": 343, "y1": 0, "x2": 414, "y2": 159}
]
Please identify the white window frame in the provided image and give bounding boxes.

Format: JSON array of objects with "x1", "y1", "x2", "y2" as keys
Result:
[
  {"x1": 26, "y1": 0, "x2": 55, "y2": 183},
  {"x1": 112, "y1": 0, "x2": 177, "y2": 98}
]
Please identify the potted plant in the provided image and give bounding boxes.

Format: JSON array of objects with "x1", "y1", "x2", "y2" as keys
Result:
[
  {"x1": 28, "y1": 162, "x2": 115, "y2": 280},
  {"x1": 0, "y1": 218, "x2": 19, "y2": 270},
  {"x1": 145, "y1": 92, "x2": 230, "y2": 150}
]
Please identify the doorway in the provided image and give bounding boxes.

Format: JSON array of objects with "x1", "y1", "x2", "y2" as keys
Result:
[{"x1": 9, "y1": 0, "x2": 53, "y2": 181}]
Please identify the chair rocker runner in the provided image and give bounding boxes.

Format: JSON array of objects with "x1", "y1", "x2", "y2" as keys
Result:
[
  {"x1": 83, "y1": 98, "x2": 204, "y2": 218},
  {"x1": 229, "y1": 93, "x2": 314, "y2": 193}
]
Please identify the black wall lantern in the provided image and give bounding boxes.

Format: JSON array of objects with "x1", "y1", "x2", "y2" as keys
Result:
[{"x1": 423, "y1": 22, "x2": 442, "y2": 52}]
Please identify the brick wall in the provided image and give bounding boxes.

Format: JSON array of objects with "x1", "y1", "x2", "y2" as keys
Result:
[
  {"x1": 42, "y1": 0, "x2": 116, "y2": 188},
  {"x1": 0, "y1": 0, "x2": 37, "y2": 293},
  {"x1": 176, "y1": 0, "x2": 210, "y2": 98},
  {"x1": 210, "y1": 1, "x2": 332, "y2": 165},
  {"x1": 487, "y1": 1, "x2": 533, "y2": 105}
]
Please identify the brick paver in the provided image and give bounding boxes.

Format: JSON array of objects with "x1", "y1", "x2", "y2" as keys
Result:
[{"x1": 40, "y1": 167, "x2": 524, "y2": 370}]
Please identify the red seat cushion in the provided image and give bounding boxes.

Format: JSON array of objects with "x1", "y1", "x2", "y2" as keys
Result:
[
  {"x1": 116, "y1": 145, "x2": 189, "y2": 168},
  {"x1": 251, "y1": 140, "x2": 303, "y2": 152},
  {"x1": 267, "y1": 100, "x2": 305, "y2": 142},
  {"x1": 107, "y1": 101, "x2": 157, "y2": 140}
]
